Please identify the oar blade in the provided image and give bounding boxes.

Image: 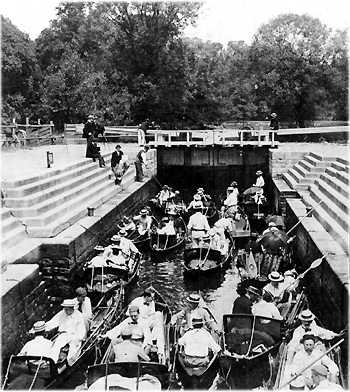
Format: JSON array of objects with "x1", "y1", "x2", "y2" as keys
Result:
[{"x1": 310, "y1": 256, "x2": 324, "y2": 269}]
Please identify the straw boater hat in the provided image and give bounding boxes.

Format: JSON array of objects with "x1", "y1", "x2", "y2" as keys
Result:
[
  {"x1": 271, "y1": 113, "x2": 277, "y2": 118},
  {"x1": 94, "y1": 245, "x2": 105, "y2": 252},
  {"x1": 186, "y1": 293, "x2": 201, "y2": 303},
  {"x1": 140, "y1": 209, "x2": 148, "y2": 216},
  {"x1": 227, "y1": 186, "x2": 234, "y2": 191},
  {"x1": 111, "y1": 235, "x2": 121, "y2": 243},
  {"x1": 311, "y1": 364, "x2": 328, "y2": 377},
  {"x1": 29, "y1": 321, "x2": 46, "y2": 334},
  {"x1": 88, "y1": 114, "x2": 94, "y2": 119},
  {"x1": 298, "y1": 309, "x2": 315, "y2": 322},
  {"x1": 192, "y1": 317, "x2": 204, "y2": 327},
  {"x1": 61, "y1": 299, "x2": 76, "y2": 308},
  {"x1": 268, "y1": 222, "x2": 277, "y2": 227},
  {"x1": 231, "y1": 181, "x2": 237, "y2": 186},
  {"x1": 119, "y1": 229, "x2": 127, "y2": 236},
  {"x1": 300, "y1": 334, "x2": 318, "y2": 344},
  {"x1": 162, "y1": 217, "x2": 169, "y2": 222},
  {"x1": 246, "y1": 286, "x2": 262, "y2": 297},
  {"x1": 197, "y1": 188, "x2": 204, "y2": 193},
  {"x1": 256, "y1": 170, "x2": 263, "y2": 176},
  {"x1": 268, "y1": 271, "x2": 284, "y2": 282}
]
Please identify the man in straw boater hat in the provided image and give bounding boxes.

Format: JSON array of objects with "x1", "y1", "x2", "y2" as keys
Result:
[
  {"x1": 87, "y1": 245, "x2": 108, "y2": 268},
  {"x1": 286, "y1": 309, "x2": 341, "y2": 363},
  {"x1": 137, "y1": 208, "x2": 153, "y2": 236},
  {"x1": 170, "y1": 293, "x2": 218, "y2": 334},
  {"x1": 253, "y1": 170, "x2": 265, "y2": 190},
  {"x1": 187, "y1": 204, "x2": 210, "y2": 247},
  {"x1": 178, "y1": 317, "x2": 220, "y2": 367},
  {"x1": 289, "y1": 334, "x2": 339, "y2": 387},
  {"x1": 45, "y1": 299, "x2": 86, "y2": 365},
  {"x1": 18, "y1": 321, "x2": 54, "y2": 359},
  {"x1": 263, "y1": 271, "x2": 287, "y2": 304},
  {"x1": 74, "y1": 287, "x2": 92, "y2": 330},
  {"x1": 311, "y1": 364, "x2": 343, "y2": 390},
  {"x1": 223, "y1": 183, "x2": 239, "y2": 217}
]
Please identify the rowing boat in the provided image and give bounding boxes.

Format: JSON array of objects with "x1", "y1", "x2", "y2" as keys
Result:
[
  {"x1": 174, "y1": 302, "x2": 219, "y2": 389},
  {"x1": 86, "y1": 286, "x2": 172, "y2": 390},
  {"x1": 150, "y1": 216, "x2": 187, "y2": 258},
  {"x1": 183, "y1": 245, "x2": 232, "y2": 277},
  {"x1": 3, "y1": 298, "x2": 121, "y2": 390}
]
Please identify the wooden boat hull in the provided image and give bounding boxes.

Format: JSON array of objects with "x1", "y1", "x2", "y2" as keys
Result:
[
  {"x1": 176, "y1": 353, "x2": 219, "y2": 389},
  {"x1": 183, "y1": 247, "x2": 231, "y2": 277}
]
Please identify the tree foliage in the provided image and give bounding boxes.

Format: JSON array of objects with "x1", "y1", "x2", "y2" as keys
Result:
[{"x1": 1, "y1": 8, "x2": 348, "y2": 128}]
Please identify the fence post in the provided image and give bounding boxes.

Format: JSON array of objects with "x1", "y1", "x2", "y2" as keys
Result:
[
  {"x1": 26, "y1": 117, "x2": 29, "y2": 126},
  {"x1": 271, "y1": 130, "x2": 275, "y2": 147},
  {"x1": 258, "y1": 130, "x2": 261, "y2": 147},
  {"x1": 38, "y1": 118, "x2": 41, "y2": 125},
  {"x1": 240, "y1": 129, "x2": 243, "y2": 147},
  {"x1": 186, "y1": 131, "x2": 190, "y2": 147},
  {"x1": 49, "y1": 121, "x2": 54, "y2": 135}
]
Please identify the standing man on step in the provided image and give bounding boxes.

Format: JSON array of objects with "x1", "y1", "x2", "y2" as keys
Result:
[
  {"x1": 111, "y1": 145, "x2": 124, "y2": 185},
  {"x1": 135, "y1": 145, "x2": 150, "y2": 182}
]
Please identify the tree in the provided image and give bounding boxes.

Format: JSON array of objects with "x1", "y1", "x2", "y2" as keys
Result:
[
  {"x1": 1, "y1": 16, "x2": 41, "y2": 122},
  {"x1": 249, "y1": 14, "x2": 345, "y2": 125}
]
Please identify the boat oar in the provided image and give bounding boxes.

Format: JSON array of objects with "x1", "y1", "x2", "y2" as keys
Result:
[
  {"x1": 284, "y1": 255, "x2": 325, "y2": 292},
  {"x1": 278, "y1": 338, "x2": 344, "y2": 390},
  {"x1": 286, "y1": 199, "x2": 324, "y2": 236}
]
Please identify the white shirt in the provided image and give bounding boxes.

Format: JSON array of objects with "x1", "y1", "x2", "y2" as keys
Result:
[
  {"x1": 159, "y1": 190, "x2": 170, "y2": 204},
  {"x1": 88, "y1": 254, "x2": 108, "y2": 267},
  {"x1": 224, "y1": 189, "x2": 239, "y2": 206},
  {"x1": 187, "y1": 200, "x2": 204, "y2": 210},
  {"x1": 46, "y1": 309, "x2": 86, "y2": 341},
  {"x1": 187, "y1": 212, "x2": 210, "y2": 232},
  {"x1": 290, "y1": 348, "x2": 339, "y2": 379},
  {"x1": 178, "y1": 328, "x2": 220, "y2": 357},
  {"x1": 288, "y1": 321, "x2": 338, "y2": 353},
  {"x1": 19, "y1": 336, "x2": 54, "y2": 359},
  {"x1": 254, "y1": 176, "x2": 265, "y2": 188},
  {"x1": 263, "y1": 283, "x2": 285, "y2": 302},
  {"x1": 138, "y1": 216, "x2": 152, "y2": 231},
  {"x1": 128, "y1": 297, "x2": 156, "y2": 320},
  {"x1": 314, "y1": 379, "x2": 343, "y2": 390},
  {"x1": 74, "y1": 297, "x2": 92, "y2": 320},
  {"x1": 120, "y1": 237, "x2": 139, "y2": 256},
  {"x1": 252, "y1": 300, "x2": 282, "y2": 320},
  {"x1": 158, "y1": 221, "x2": 176, "y2": 235},
  {"x1": 106, "y1": 317, "x2": 151, "y2": 346}
]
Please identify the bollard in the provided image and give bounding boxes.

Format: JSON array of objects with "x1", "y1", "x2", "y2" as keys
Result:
[{"x1": 87, "y1": 207, "x2": 95, "y2": 217}]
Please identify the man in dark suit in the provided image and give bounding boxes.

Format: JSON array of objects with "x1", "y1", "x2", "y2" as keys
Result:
[
  {"x1": 111, "y1": 145, "x2": 124, "y2": 185},
  {"x1": 83, "y1": 115, "x2": 105, "y2": 139}
]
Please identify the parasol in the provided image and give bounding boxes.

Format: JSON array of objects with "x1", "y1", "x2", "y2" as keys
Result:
[
  {"x1": 243, "y1": 186, "x2": 262, "y2": 196},
  {"x1": 260, "y1": 230, "x2": 288, "y2": 252}
]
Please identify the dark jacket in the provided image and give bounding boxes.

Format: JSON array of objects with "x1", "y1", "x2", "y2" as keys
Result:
[
  {"x1": 269, "y1": 117, "x2": 279, "y2": 130},
  {"x1": 83, "y1": 121, "x2": 105, "y2": 138},
  {"x1": 232, "y1": 295, "x2": 252, "y2": 314},
  {"x1": 111, "y1": 150, "x2": 123, "y2": 168}
]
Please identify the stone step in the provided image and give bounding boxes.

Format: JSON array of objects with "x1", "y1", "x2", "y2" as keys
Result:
[
  {"x1": 320, "y1": 172, "x2": 349, "y2": 199},
  {"x1": 304, "y1": 155, "x2": 332, "y2": 167},
  {"x1": 309, "y1": 185, "x2": 348, "y2": 230},
  {"x1": 298, "y1": 159, "x2": 326, "y2": 174},
  {"x1": 1, "y1": 238, "x2": 41, "y2": 266},
  {"x1": 314, "y1": 178, "x2": 349, "y2": 214},
  {"x1": 282, "y1": 172, "x2": 297, "y2": 190},
  {"x1": 3, "y1": 154, "x2": 112, "y2": 198},
  {"x1": 309, "y1": 152, "x2": 337, "y2": 161},
  {"x1": 2, "y1": 151, "x2": 111, "y2": 189},
  {"x1": 331, "y1": 161, "x2": 349, "y2": 173},
  {"x1": 283, "y1": 171, "x2": 310, "y2": 191},
  {"x1": 15, "y1": 166, "x2": 113, "y2": 221},
  {"x1": 325, "y1": 167, "x2": 349, "y2": 186},
  {"x1": 5, "y1": 157, "x2": 113, "y2": 208},
  {"x1": 301, "y1": 193, "x2": 348, "y2": 254},
  {"x1": 2, "y1": 214, "x2": 24, "y2": 233},
  {"x1": 1, "y1": 224, "x2": 28, "y2": 249},
  {"x1": 336, "y1": 157, "x2": 349, "y2": 166},
  {"x1": 27, "y1": 171, "x2": 135, "y2": 237},
  {"x1": 288, "y1": 168, "x2": 314, "y2": 185}
]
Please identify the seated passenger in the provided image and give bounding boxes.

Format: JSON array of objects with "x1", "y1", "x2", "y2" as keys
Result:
[
  {"x1": 123, "y1": 216, "x2": 136, "y2": 233},
  {"x1": 138, "y1": 209, "x2": 152, "y2": 235},
  {"x1": 187, "y1": 194, "x2": 204, "y2": 212},
  {"x1": 128, "y1": 289, "x2": 164, "y2": 354},
  {"x1": 45, "y1": 299, "x2": 86, "y2": 366},
  {"x1": 19, "y1": 321, "x2": 53, "y2": 359},
  {"x1": 223, "y1": 184, "x2": 239, "y2": 215},
  {"x1": 171, "y1": 294, "x2": 219, "y2": 334},
  {"x1": 253, "y1": 170, "x2": 265, "y2": 192},
  {"x1": 103, "y1": 306, "x2": 152, "y2": 352},
  {"x1": 74, "y1": 287, "x2": 92, "y2": 330},
  {"x1": 311, "y1": 364, "x2": 343, "y2": 391},
  {"x1": 113, "y1": 326, "x2": 150, "y2": 362},
  {"x1": 232, "y1": 283, "x2": 253, "y2": 314},
  {"x1": 87, "y1": 246, "x2": 108, "y2": 268},
  {"x1": 158, "y1": 185, "x2": 171, "y2": 206},
  {"x1": 289, "y1": 335, "x2": 339, "y2": 386},
  {"x1": 263, "y1": 271, "x2": 287, "y2": 304},
  {"x1": 119, "y1": 229, "x2": 140, "y2": 261},
  {"x1": 157, "y1": 217, "x2": 176, "y2": 235},
  {"x1": 178, "y1": 317, "x2": 220, "y2": 367},
  {"x1": 252, "y1": 291, "x2": 283, "y2": 320},
  {"x1": 197, "y1": 188, "x2": 212, "y2": 204}
]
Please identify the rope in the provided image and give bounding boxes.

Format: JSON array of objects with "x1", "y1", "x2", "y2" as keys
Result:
[
  {"x1": 244, "y1": 315, "x2": 256, "y2": 358},
  {"x1": 1, "y1": 355, "x2": 14, "y2": 389},
  {"x1": 28, "y1": 356, "x2": 44, "y2": 392}
]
